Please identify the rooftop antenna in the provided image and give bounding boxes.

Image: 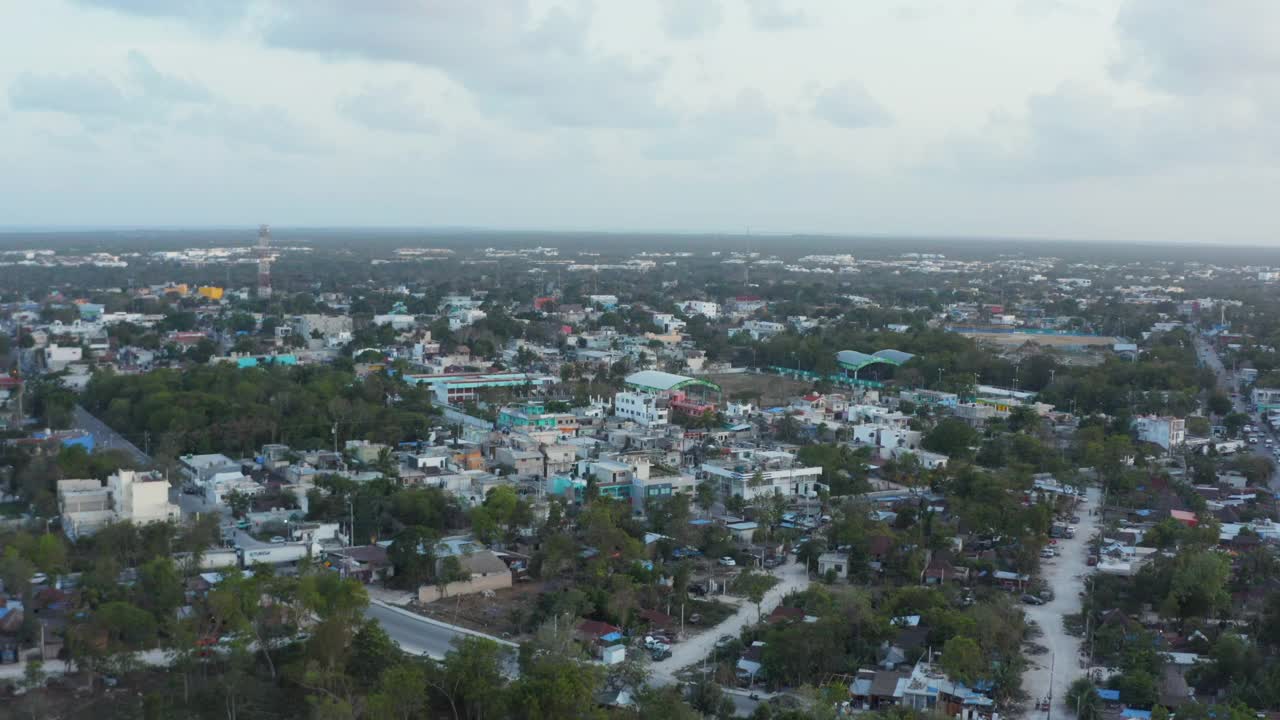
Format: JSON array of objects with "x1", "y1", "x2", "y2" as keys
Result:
[{"x1": 257, "y1": 224, "x2": 273, "y2": 299}]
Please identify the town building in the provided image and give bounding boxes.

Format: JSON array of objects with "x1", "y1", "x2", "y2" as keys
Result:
[
  {"x1": 701, "y1": 448, "x2": 823, "y2": 500},
  {"x1": 1131, "y1": 416, "x2": 1186, "y2": 450}
]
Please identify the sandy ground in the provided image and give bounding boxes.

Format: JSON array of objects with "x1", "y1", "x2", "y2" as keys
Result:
[
  {"x1": 1019, "y1": 486, "x2": 1101, "y2": 718},
  {"x1": 704, "y1": 372, "x2": 817, "y2": 407},
  {"x1": 960, "y1": 333, "x2": 1121, "y2": 348}
]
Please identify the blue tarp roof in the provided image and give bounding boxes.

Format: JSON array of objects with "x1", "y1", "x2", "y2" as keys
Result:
[
  {"x1": 1121, "y1": 709, "x2": 1151, "y2": 720},
  {"x1": 601, "y1": 632, "x2": 623, "y2": 642},
  {"x1": 1098, "y1": 689, "x2": 1120, "y2": 701}
]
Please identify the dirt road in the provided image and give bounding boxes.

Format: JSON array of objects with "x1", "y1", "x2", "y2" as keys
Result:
[{"x1": 1020, "y1": 486, "x2": 1101, "y2": 717}]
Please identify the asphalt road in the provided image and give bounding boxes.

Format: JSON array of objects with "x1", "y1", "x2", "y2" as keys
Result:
[
  {"x1": 73, "y1": 404, "x2": 151, "y2": 466},
  {"x1": 1194, "y1": 336, "x2": 1280, "y2": 489},
  {"x1": 364, "y1": 602, "x2": 518, "y2": 662}
]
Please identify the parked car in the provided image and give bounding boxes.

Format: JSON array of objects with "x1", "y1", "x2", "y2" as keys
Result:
[
  {"x1": 1021, "y1": 594, "x2": 1046, "y2": 606},
  {"x1": 1087, "y1": 556, "x2": 1098, "y2": 566},
  {"x1": 718, "y1": 557, "x2": 737, "y2": 567},
  {"x1": 269, "y1": 536, "x2": 286, "y2": 544}
]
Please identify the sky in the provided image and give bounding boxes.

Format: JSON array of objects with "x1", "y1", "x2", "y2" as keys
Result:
[{"x1": 2, "y1": 0, "x2": 1278, "y2": 244}]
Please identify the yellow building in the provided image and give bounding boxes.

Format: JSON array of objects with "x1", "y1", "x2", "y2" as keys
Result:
[{"x1": 197, "y1": 286, "x2": 225, "y2": 300}]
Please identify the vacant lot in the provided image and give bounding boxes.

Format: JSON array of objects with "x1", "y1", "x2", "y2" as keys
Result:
[
  {"x1": 959, "y1": 332, "x2": 1120, "y2": 348},
  {"x1": 706, "y1": 372, "x2": 814, "y2": 407}
]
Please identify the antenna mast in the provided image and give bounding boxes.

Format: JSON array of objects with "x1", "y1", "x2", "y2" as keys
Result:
[{"x1": 257, "y1": 224, "x2": 273, "y2": 299}]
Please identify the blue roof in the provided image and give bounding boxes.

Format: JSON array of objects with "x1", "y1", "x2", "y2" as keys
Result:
[
  {"x1": 1098, "y1": 689, "x2": 1120, "y2": 701},
  {"x1": 1120, "y1": 709, "x2": 1151, "y2": 720},
  {"x1": 600, "y1": 632, "x2": 623, "y2": 642}
]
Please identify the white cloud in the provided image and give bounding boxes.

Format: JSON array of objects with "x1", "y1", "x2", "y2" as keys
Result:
[
  {"x1": 746, "y1": 0, "x2": 808, "y2": 30},
  {"x1": 8, "y1": 70, "x2": 139, "y2": 120},
  {"x1": 261, "y1": 2, "x2": 674, "y2": 129},
  {"x1": 660, "y1": 0, "x2": 722, "y2": 39},
  {"x1": 127, "y1": 50, "x2": 212, "y2": 102},
  {"x1": 4, "y1": 0, "x2": 1280, "y2": 242},
  {"x1": 337, "y1": 84, "x2": 439, "y2": 135},
  {"x1": 813, "y1": 81, "x2": 892, "y2": 129}
]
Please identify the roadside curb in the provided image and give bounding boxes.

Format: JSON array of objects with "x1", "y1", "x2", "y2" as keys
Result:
[{"x1": 370, "y1": 600, "x2": 519, "y2": 648}]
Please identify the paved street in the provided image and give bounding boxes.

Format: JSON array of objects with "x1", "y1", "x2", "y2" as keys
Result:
[
  {"x1": 1020, "y1": 486, "x2": 1101, "y2": 718},
  {"x1": 1194, "y1": 335, "x2": 1280, "y2": 489},
  {"x1": 72, "y1": 404, "x2": 151, "y2": 467},
  {"x1": 363, "y1": 601, "x2": 518, "y2": 661}
]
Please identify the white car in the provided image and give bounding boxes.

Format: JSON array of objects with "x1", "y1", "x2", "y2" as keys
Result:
[{"x1": 718, "y1": 556, "x2": 737, "y2": 567}]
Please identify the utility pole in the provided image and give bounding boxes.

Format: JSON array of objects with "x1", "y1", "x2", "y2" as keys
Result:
[
  {"x1": 348, "y1": 496, "x2": 355, "y2": 547},
  {"x1": 1046, "y1": 651, "x2": 1056, "y2": 720}
]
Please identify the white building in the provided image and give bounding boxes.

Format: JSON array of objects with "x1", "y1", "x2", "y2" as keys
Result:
[
  {"x1": 679, "y1": 300, "x2": 720, "y2": 319},
  {"x1": 58, "y1": 471, "x2": 180, "y2": 538},
  {"x1": 728, "y1": 320, "x2": 786, "y2": 341},
  {"x1": 372, "y1": 314, "x2": 417, "y2": 330},
  {"x1": 587, "y1": 294, "x2": 620, "y2": 308},
  {"x1": 448, "y1": 309, "x2": 487, "y2": 330},
  {"x1": 109, "y1": 470, "x2": 180, "y2": 525},
  {"x1": 1131, "y1": 416, "x2": 1186, "y2": 450},
  {"x1": 651, "y1": 313, "x2": 686, "y2": 334},
  {"x1": 614, "y1": 390, "x2": 669, "y2": 427},
  {"x1": 180, "y1": 453, "x2": 240, "y2": 485},
  {"x1": 204, "y1": 470, "x2": 264, "y2": 506},
  {"x1": 43, "y1": 344, "x2": 84, "y2": 372},
  {"x1": 701, "y1": 449, "x2": 823, "y2": 500}
]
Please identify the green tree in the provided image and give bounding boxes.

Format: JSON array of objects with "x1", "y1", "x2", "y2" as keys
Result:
[
  {"x1": 1207, "y1": 393, "x2": 1232, "y2": 416},
  {"x1": 435, "y1": 637, "x2": 509, "y2": 720},
  {"x1": 940, "y1": 636, "x2": 985, "y2": 685},
  {"x1": 136, "y1": 557, "x2": 184, "y2": 621},
  {"x1": 733, "y1": 571, "x2": 779, "y2": 621},
  {"x1": 1066, "y1": 678, "x2": 1102, "y2": 720},
  {"x1": 509, "y1": 653, "x2": 605, "y2": 720},
  {"x1": 366, "y1": 662, "x2": 428, "y2": 720},
  {"x1": 923, "y1": 419, "x2": 978, "y2": 458},
  {"x1": 225, "y1": 489, "x2": 252, "y2": 518},
  {"x1": 348, "y1": 619, "x2": 400, "y2": 691}
]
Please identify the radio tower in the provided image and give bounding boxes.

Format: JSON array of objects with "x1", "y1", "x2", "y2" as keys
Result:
[{"x1": 256, "y1": 224, "x2": 273, "y2": 299}]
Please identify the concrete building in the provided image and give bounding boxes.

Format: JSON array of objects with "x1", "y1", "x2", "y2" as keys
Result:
[
  {"x1": 818, "y1": 552, "x2": 850, "y2": 580},
  {"x1": 180, "y1": 453, "x2": 240, "y2": 485},
  {"x1": 651, "y1": 313, "x2": 686, "y2": 334},
  {"x1": 679, "y1": 300, "x2": 720, "y2": 319},
  {"x1": 729, "y1": 320, "x2": 786, "y2": 341},
  {"x1": 109, "y1": 470, "x2": 180, "y2": 525},
  {"x1": 43, "y1": 344, "x2": 83, "y2": 372},
  {"x1": 701, "y1": 448, "x2": 823, "y2": 500},
  {"x1": 614, "y1": 390, "x2": 670, "y2": 427},
  {"x1": 58, "y1": 470, "x2": 179, "y2": 538},
  {"x1": 403, "y1": 371, "x2": 556, "y2": 405},
  {"x1": 58, "y1": 479, "x2": 114, "y2": 538},
  {"x1": 1252, "y1": 387, "x2": 1280, "y2": 412},
  {"x1": 1131, "y1": 416, "x2": 1186, "y2": 450}
]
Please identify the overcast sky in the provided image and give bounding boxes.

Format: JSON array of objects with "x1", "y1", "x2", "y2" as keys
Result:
[{"x1": 3, "y1": 1, "x2": 1278, "y2": 243}]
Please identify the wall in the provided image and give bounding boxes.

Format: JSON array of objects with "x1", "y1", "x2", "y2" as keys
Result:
[{"x1": 417, "y1": 571, "x2": 512, "y2": 603}]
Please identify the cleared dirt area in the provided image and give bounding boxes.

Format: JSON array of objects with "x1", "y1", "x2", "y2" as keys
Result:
[
  {"x1": 706, "y1": 372, "x2": 816, "y2": 407},
  {"x1": 959, "y1": 332, "x2": 1121, "y2": 348},
  {"x1": 412, "y1": 581, "x2": 548, "y2": 639}
]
